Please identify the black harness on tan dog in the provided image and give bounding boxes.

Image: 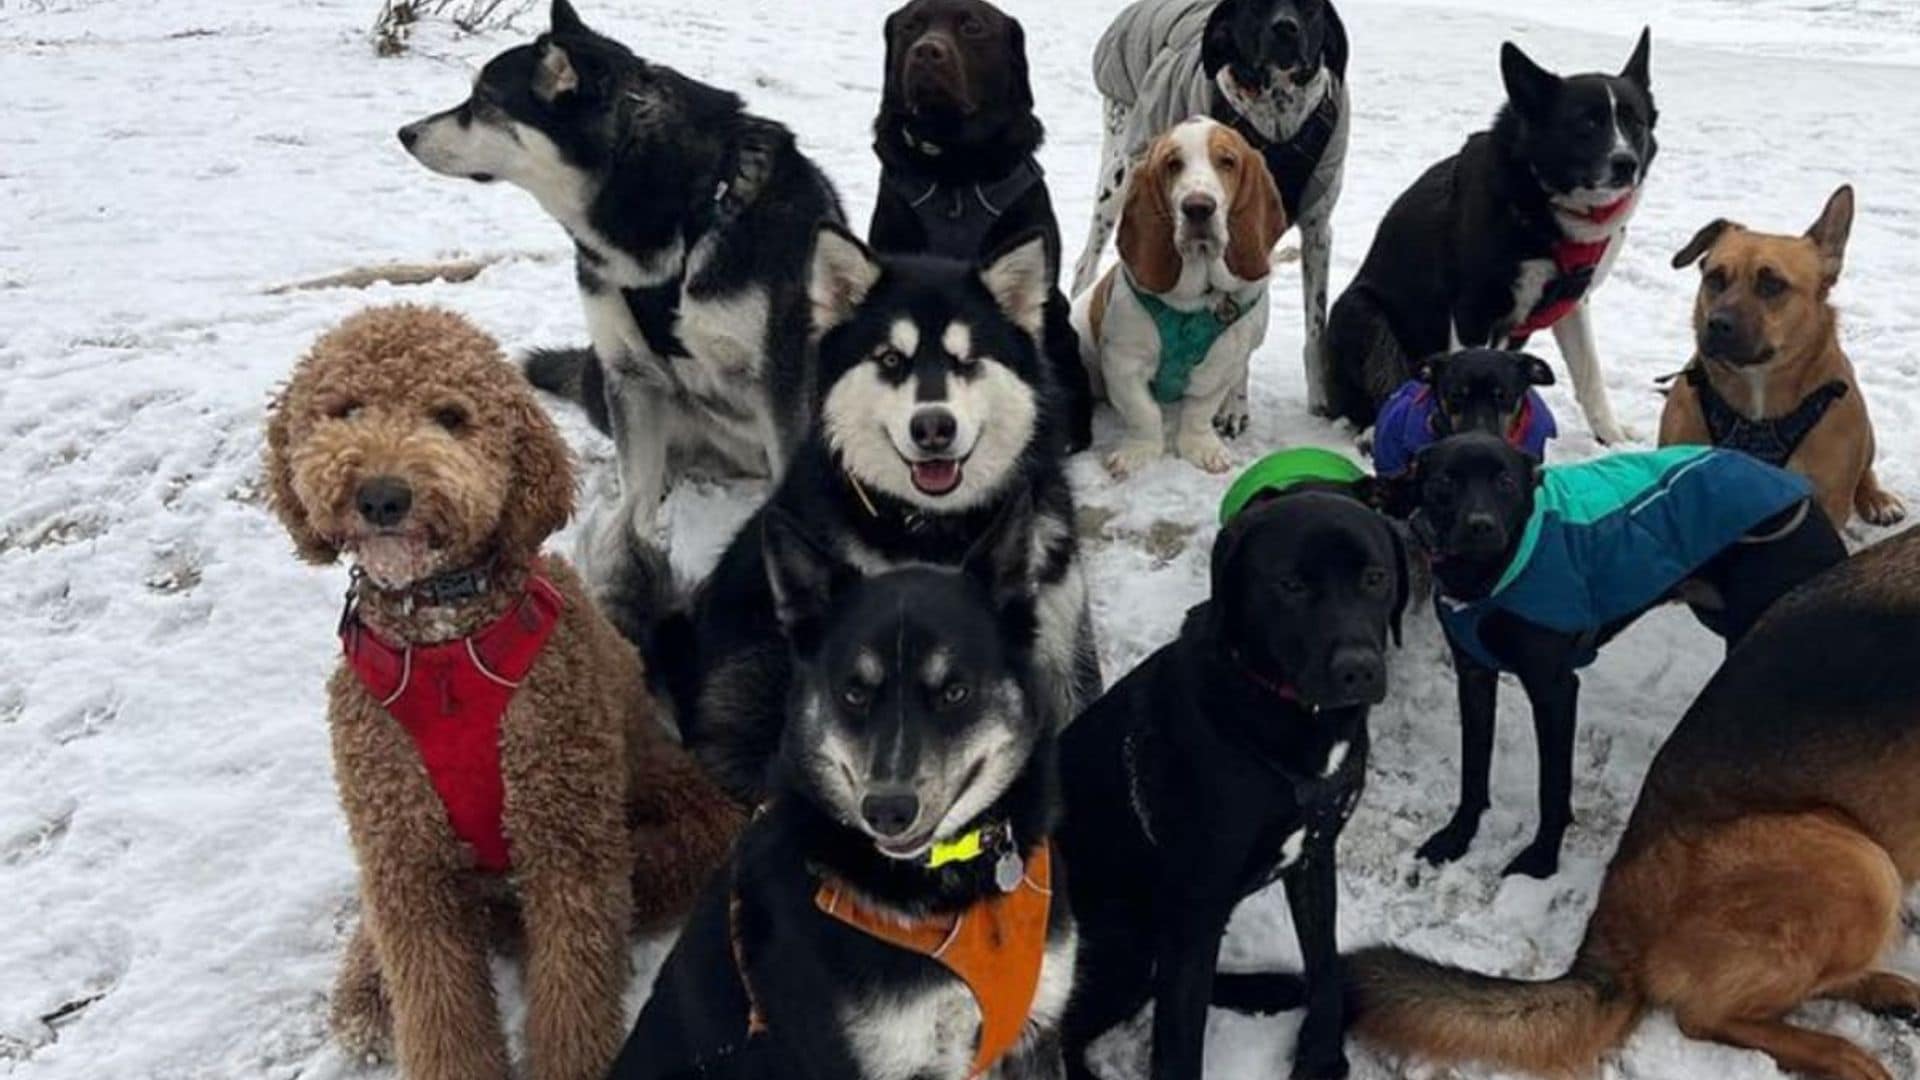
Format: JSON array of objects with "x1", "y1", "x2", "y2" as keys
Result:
[
  {"x1": 1685, "y1": 366, "x2": 1850, "y2": 469},
  {"x1": 879, "y1": 156, "x2": 1046, "y2": 256}
]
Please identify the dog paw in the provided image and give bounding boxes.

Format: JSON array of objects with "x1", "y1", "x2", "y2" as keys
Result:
[
  {"x1": 1105, "y1": 441, "x2": 1163, "y2": 479},
  {"x1": 1859, "y1": 490, "x2": 1908, "y2": 527},
  {"x1": 1176, "y1": 432, "x2": 1235, "y2": 474},
  {"x1": 1415, "y1": 820, "x2": 1476, "y2": 867},
  {"x1": 1592, "y1": 420, "x2": 1639, "y2": 446},
  {"x1": 1213, "y1": 390, "x2": 1251, "y2": 440},
  {"x1": 1501, "y1": 839, "x2": 1562, "y2": 880}
]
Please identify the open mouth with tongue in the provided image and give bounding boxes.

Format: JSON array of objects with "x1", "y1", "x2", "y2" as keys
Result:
[{"x1": 908, "y1": 456, "x2": 966, "y2": 497}]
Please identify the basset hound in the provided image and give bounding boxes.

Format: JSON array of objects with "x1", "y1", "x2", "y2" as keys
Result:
[{"x1": 1071, "y1": 116, "x2": 1287, "y2": 478}]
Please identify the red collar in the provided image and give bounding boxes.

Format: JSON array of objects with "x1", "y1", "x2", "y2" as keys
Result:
[{"x1": 340, "y1": 574, "x2": 564, "y2": 873}]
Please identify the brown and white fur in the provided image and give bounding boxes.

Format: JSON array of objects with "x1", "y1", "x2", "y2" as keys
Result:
[
  {"x1": 1661, "y1": 185, "x2": 1905, "y2": 529},
  {"x1": 1071, "y1": 117, "x2": 1286, "y2": 478},
  {"x1": 265, "y1": 305, "x2": 742, "y2": 1080}
]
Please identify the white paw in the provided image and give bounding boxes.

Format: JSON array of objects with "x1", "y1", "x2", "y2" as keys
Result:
[
  {"x1": 1860, "y1": 489, "x2": 1908, "y2": 527},
  {"x1": 1213, "y1": 388, "x2": 1251, "y2": 439},
  {"x1": 1592, "y1": 420, "x2": 1639, "y2": 446},
  {"x1": 1176, "y1": 432, "x2": 1235, "y2": 474},
  {"x1": 1105, "y1": 441, "x2": 1163, "y2": 479}
]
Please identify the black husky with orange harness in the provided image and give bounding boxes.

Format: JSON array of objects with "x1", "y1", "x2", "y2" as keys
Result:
[{"x1": 609, "y1": 498, "x2": 1076, "y2": 1080}]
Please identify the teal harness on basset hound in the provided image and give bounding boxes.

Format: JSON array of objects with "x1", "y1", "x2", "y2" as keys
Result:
[{"x1": 1130, "y1": 278, "x2": 1253, "y2": 404}]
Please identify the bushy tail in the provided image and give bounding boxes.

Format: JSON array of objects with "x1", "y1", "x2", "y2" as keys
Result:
[
  {"x1": 523, "y1": 346, "x2": 611, "y2": 436},
  {"x1": 1347, "y1": 946, "x2": 1641, "y2": 1077}
]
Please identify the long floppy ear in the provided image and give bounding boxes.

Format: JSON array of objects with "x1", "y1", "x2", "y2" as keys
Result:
[
  {"x1": 1500, "y1": 41, "x2": 1559, "y2": 119},
  {"x1": 1805, "y1": 184, "x2": 1854, "y2": 291},
  {"x1": 1672, "y1": 218, "x2": 1738, "y2": 269},
  {"x1": 1199, "y1": 0, "x2": 1243, "y2": 75},
  {"x1": 1518, "y1": 351, "x2": 1556, "y2": 386},
  {"x1": 551, "y1": 0, "x2": 586, "y2": 35},
  {"x1": 762, "y1": 509, "x2": 851, "y2": 649},
  {"x1": 1225, "y1": 143, "x2": 1287, "y2": 283},
  {"x1": 263, "y1": 388, "x2": 339, "y2": 565},
  {"x1": 1115, "y1": 153, "x2": 1180, "y2": 294},
  {"x1": 880, "y1": 7, "x2": 904, "y2": 107},
  {"x1": 1006, "y1": 16, "x2": 1035, "y2": 113},
  {"x1": 1620, "y1": 27, "x2": 1652, "y2": 90},
  {"x1": 979, "y1": 230, "x2": 1050, "y2": 341},
  {"x1": 962, "y1": 490, "x2": 1037, "y2": 617},
  {"x1": 533, "y1": 41, "x2": 580, "y2": 104},
  {"x1": 809, "y1": 221, "x2": 884, "y2": 337},
  {"x1": 496, "y1": 384, "x2": 577, "y2": 564}
]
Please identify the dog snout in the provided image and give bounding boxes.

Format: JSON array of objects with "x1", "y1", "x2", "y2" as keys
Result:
[
  {"x1": 860, "y1": 790, "x2": 922, "y2": 838},
  {"x1": 397, "y1": 123, "x2": 420, "y2": 151},
  {"x1": 356, "y1": 475, "x2": 414, "y2": 529},
  {"x1": 910, "y1": 34, "x2": 951, "y2": 65},
  {"x1": 1271, "y1": 15, "x2": 1302, "y2": 53},
  {"x1": 1702, "y1": 310, "x2": 1749, "y2": 359},
  {"x1": 1462, "y1": 512, "x2": 1502, "y2": 545},
  {"x1": 909, "y1": 407, "x2": 958, "y2": 454},
  {"x1": 1608, "y1": 153, "x2": 1638, "y2": 187},
  {"x1": 1327, "y1": 646, "x2": 1387, "y2": 705},
  {"x1": 1180, "y1": 194, "x2": 1217, "y2": 225}
]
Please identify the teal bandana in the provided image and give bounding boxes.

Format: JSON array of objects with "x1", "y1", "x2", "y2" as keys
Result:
[{"x1": 1130, "y1": 279, "x2": 1251, "y2": 405}]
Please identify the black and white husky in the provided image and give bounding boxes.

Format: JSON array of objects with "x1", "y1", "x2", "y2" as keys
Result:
[
  {"x1": 655, "y1": 224, "x2": 1099, "y2": 804},
  {"x1": 609, "y1": 504, "x2": 1077, "y2": 1080},
  {"x1": 1324, "y1": 30, "x2": 1658, "y2": 445},
  {"x1": 397, "y1": 0, "x2": 842, "y2": 583}
]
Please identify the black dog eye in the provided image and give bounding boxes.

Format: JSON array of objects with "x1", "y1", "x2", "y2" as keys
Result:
[
  {"x1": 432, "y1": 405, "x2": 469, "y2": 432},
  {"x1": 1361, "y1": 568, "x2": 1390, "y2": 593},
  {"x1": 1496, "y1": 473, "x2": 1520, "y2": 493},
  {"x1": 842, "y1": 685, "x2": 872, "y2": 709},
  {"x1": 1755, "y1": 270, "x2": 1788, "y2": 299},
  {"x1": 940, "y1": 683, "x2": 971, "y2": 706},
  {"x1": 960, "y1": 16, "x2": 986, "y2": 37},
  {"x1": 1277, "y1": 577, "x2": 1309, "y2": 599},
  {"x1": 1703, "y1": 268, "x2": 1730, "y2": 294},
  {"x1": 877, "y1": 349, "x2": 907, "y2": 372}
]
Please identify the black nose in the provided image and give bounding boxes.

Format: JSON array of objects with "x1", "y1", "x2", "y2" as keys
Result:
[
  {"x1": 860, "y1": 792, "x2": 921, "y2": 838},
  {"x1": 1181, "y1": 194, "x2": 1216, "y2": 224},
  {"x1": 910, "y1": 36, "x2": 949, "y2": 63},
  {"x1": 910, "y1": 408, "x2": 957, "y2": 453},
  {"x1": 356, "y1": 476, "x2": 413, "y2": 529},
  {"x1": 1328, "y1": 646, "x2": 1386, "y2": 703},
  {"x1": 1704, "y1": 312, "x2": 1738, "y2": 347},
  {"x1": 1464, "y1": 513, "x2": 1500, "y2": 540},
  {"x1": 397, "y1": 124, "x2": 419, "y2": 150},
  {"x1": 1608, "y1": 153, "x2": 1638, "y2": 186},
  {"x1": 1272, "y1": 16, "x2": 1301, "y2": 48}
]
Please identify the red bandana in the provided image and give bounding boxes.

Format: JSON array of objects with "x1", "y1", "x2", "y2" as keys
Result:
[{"x1": 341, "y1": 575, "x2": 564, "y2": 873}]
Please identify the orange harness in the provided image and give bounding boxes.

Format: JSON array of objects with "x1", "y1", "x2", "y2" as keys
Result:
[{"x1": 735, "y1": 843, "x2": 1055, "y2": 1078}]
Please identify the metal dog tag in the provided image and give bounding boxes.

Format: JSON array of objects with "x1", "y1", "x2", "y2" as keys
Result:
[{"x1": 994, "y1": 850, "x2": 1024, "y2": 893}]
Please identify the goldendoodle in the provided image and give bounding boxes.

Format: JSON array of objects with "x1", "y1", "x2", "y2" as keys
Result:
[{"x1": 264, "y1": 304, "x2": 741, "y2": 1080}]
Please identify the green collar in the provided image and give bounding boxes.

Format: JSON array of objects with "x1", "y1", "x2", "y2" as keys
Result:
[{"x1": 1128, "y1": 277, "x2": 1252, "y2": 405}]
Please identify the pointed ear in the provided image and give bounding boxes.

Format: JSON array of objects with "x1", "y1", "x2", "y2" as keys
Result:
[
  {"x1": 533, "y1": 41, "x2": 580, "y2": 103},
  {"x1": 962, "y1": 491, "x2": 1036, "y2": 615},
  {"x1": 1620, "y1": 27, "x2": 1652, "y2": 89},
  {"x1": 1519, "y1": 352, "x2": 1556, "y2": 387},
  {"x1": 808, "y1": 221, "x2": 884, "y2": 337},
  {"x1": 762, "y1": 510, "x2": 848, "y2": 646},
  {"x1": 1672, "y1": 218, "x2": 1737, "y2": 269},
  {"x1": 551, "y1": 0, "x2": 586, "y2": 34},
  {"x1": 263, "y1": 388, "x2": 340, "y2": 565},
  {"x1": 1116, "y1": 150, "x2": 1180, "y2": 294},
  {"x1": 979, "y1": 230, "x2": 1050, "y2": 341},
  {"x1": 1500, "y1": 41, "x2": 1559, "y2": 118},
  {"x1": 1806, "y1": 184, "x2": 1854, "y2": 290},
  {"x1": 1418, "y1": 352, "x2": 1448, "y2": 385},
  {"x1": 1225, "y1": 139, "x2": 1287, "y2": 283}
]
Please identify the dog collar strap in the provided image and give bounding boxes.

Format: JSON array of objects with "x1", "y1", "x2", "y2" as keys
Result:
[
  {"x1": 926, "y1": 820, "x2": 1013, "y2": 871},
  {"x1": 1507, "y1": 234, "x2": 1612, "y2": 347},
  {"x1": 1569, "y1": 189, "x2": 1636, "y2": 225},
  {"x1": 346, "y1": 560, "x2": 497, "y2": 620},
  {"x1": 340, "y1": 574, "x2": 565, "y2": 873},
  {"x1": 816, "y1": 842, "x2": 1053, "y2": 1079},
  {"x1": 1686, "y1": 367, "x2": 1850, "y2": 469},
  {"x1": 884, "y1": 157, "x2": 1045, "y2": 255},
  {"x1": 1219, "y1": 447, "x2": 1367, "y2": 523},
  {"x1": 1127, "y1": 276, "x2": 1255, "y2": 406}
]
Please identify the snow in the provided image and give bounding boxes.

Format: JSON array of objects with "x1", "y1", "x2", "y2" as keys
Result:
[{"x1": 3, "y1": 0, "x2": 1918, "y2": 1077}]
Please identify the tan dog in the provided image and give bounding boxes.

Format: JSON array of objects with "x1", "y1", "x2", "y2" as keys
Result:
[
  {"x1": 1071, "y1": 116, "x2": 1287, "y2": 478},
  {"x1": 265, "y1": 306, "x2": 741, "y2": 1080},
  {"x1": 1661, "y1": 185, "x2": 1904, "y2": 528}
]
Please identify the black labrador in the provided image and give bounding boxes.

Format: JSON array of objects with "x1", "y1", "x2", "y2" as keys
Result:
[
  {"x1": 1408, "y1": 434, "x2": 1845, "y2": 879},
  {"x1": 1058, "y1": 485, "x2": 1408, "y2": 1080},
  {"x1": 871, "y1": 0, "x2": 1094, "y2": 452}
]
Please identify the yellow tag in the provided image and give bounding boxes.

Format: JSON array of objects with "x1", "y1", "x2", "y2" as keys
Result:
[{"x1": 926, "y1": 829, "x2": 984, "y2": 869}]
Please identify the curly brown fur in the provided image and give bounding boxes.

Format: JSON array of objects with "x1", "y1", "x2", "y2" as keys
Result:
[{"x1": 265, "y1": 305, "x2": 742, "y2": 1080}]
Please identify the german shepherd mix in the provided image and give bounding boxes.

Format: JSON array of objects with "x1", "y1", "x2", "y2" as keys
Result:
[
  {"x1": 398, "y1": 0, "x2": 842, "y2": 588},
  {"x1": 1350, "y1": 526, "x2": 1920, "y2": 1080},
  {"x1": 871, "y1": 0, "x2": 1095, "y2": 452},
  {"x1": 609, "y1": 503, "x2": 1077, "y2": 1080},
  {"x1": 1409, "y1": 435, "x2": 1844, "y2": 879},
  {"x1": 1325, "y1": 31, "x2": 1656, "y2": 445},
  {"x1": 1662, "y1": 185, "x2": 1907, "y2": 529},
  {"x1": 652, "y1": 225, "x2": 1098, "y2": 804},
  {"x1": 1058, "y1": 484, "x2": 1407, "y2": 1080}
]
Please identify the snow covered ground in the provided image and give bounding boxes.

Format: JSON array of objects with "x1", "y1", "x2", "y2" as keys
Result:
[{"x1": 3, "y1": 0, "x2": 1919, "y2": 1076}]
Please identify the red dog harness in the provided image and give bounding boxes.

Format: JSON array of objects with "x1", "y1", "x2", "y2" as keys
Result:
[
  {"x1": 341, "y1": 575, "x2": 564, "y2": 873},
  {"x1": 1506, "y1": 192, "x2": 1635, "y2": 347}
]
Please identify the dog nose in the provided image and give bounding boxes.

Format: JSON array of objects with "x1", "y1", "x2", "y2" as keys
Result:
[
  {"x1": 1328, "y1": 646, "x2": 1386, "y2": 704},
  {"x1": 1272, "y1": 16, "x2": 1301, "y2": 48},
  {"x1": 1181, "y1": 194, "x2": 1217, "y2": 224},
  {"x1": 909, "y1": 408, "x2": 957, "y2": 453},
  {"x1": 1608, "y1": 153, "x2": 1638, "y2": 186},
  {"x1": 356, "y1": 476, "x2": 414, "y2": 529},
  {"x1": 860, "y1": 792, "x2": 922, "y2": 838},
  {"x1": 1704, "y1": 312, "x2": 1738, "y2": 347},
  {"x1": 397, "y1": 123, "x2": 419, "y2": 150},
  {"x1": 910, "y1": 36, "x2": 949, "y2": 64},
  {"x1": 1464, "y1": 513, "x2": 1500, "y2": 540}
]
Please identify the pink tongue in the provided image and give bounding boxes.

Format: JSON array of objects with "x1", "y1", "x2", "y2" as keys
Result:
[{"x1": 911, "y1": 459, "x2": 962, "y2": 495}]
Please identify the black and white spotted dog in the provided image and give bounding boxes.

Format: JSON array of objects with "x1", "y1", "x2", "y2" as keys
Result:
[
  {"x1": 398, "y1": 0, "x2": 842, "y2": 591},
  {"x1": 1073, "y1": 0, "x2": 1350, "y2": 425}
]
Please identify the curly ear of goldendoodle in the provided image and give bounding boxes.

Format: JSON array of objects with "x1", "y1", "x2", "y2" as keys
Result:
[{"x1": 267, "y1": 305, "x2": 743, "y2": 1080}]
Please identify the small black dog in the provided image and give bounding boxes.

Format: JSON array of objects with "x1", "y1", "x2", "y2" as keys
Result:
[
  {"x1": 872, "y1": 0, "x2": 1094, "y2": 452},
  {"x1": 1058, "y1": 484, "x2": 1408, "y2": 1080},
  {"x1": 610, "y1": 501, "x2": 1077, "y2": 1079},
  {"x1": 1409, "y1": 434, "x2": 1844, "y2": 878},
  {"x1": 1325, "y1": 31, "x2": 1657, "y2": 445},
  {"x1": 1371, "y1": 347, "x2": 1559, "y2": 512}
]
